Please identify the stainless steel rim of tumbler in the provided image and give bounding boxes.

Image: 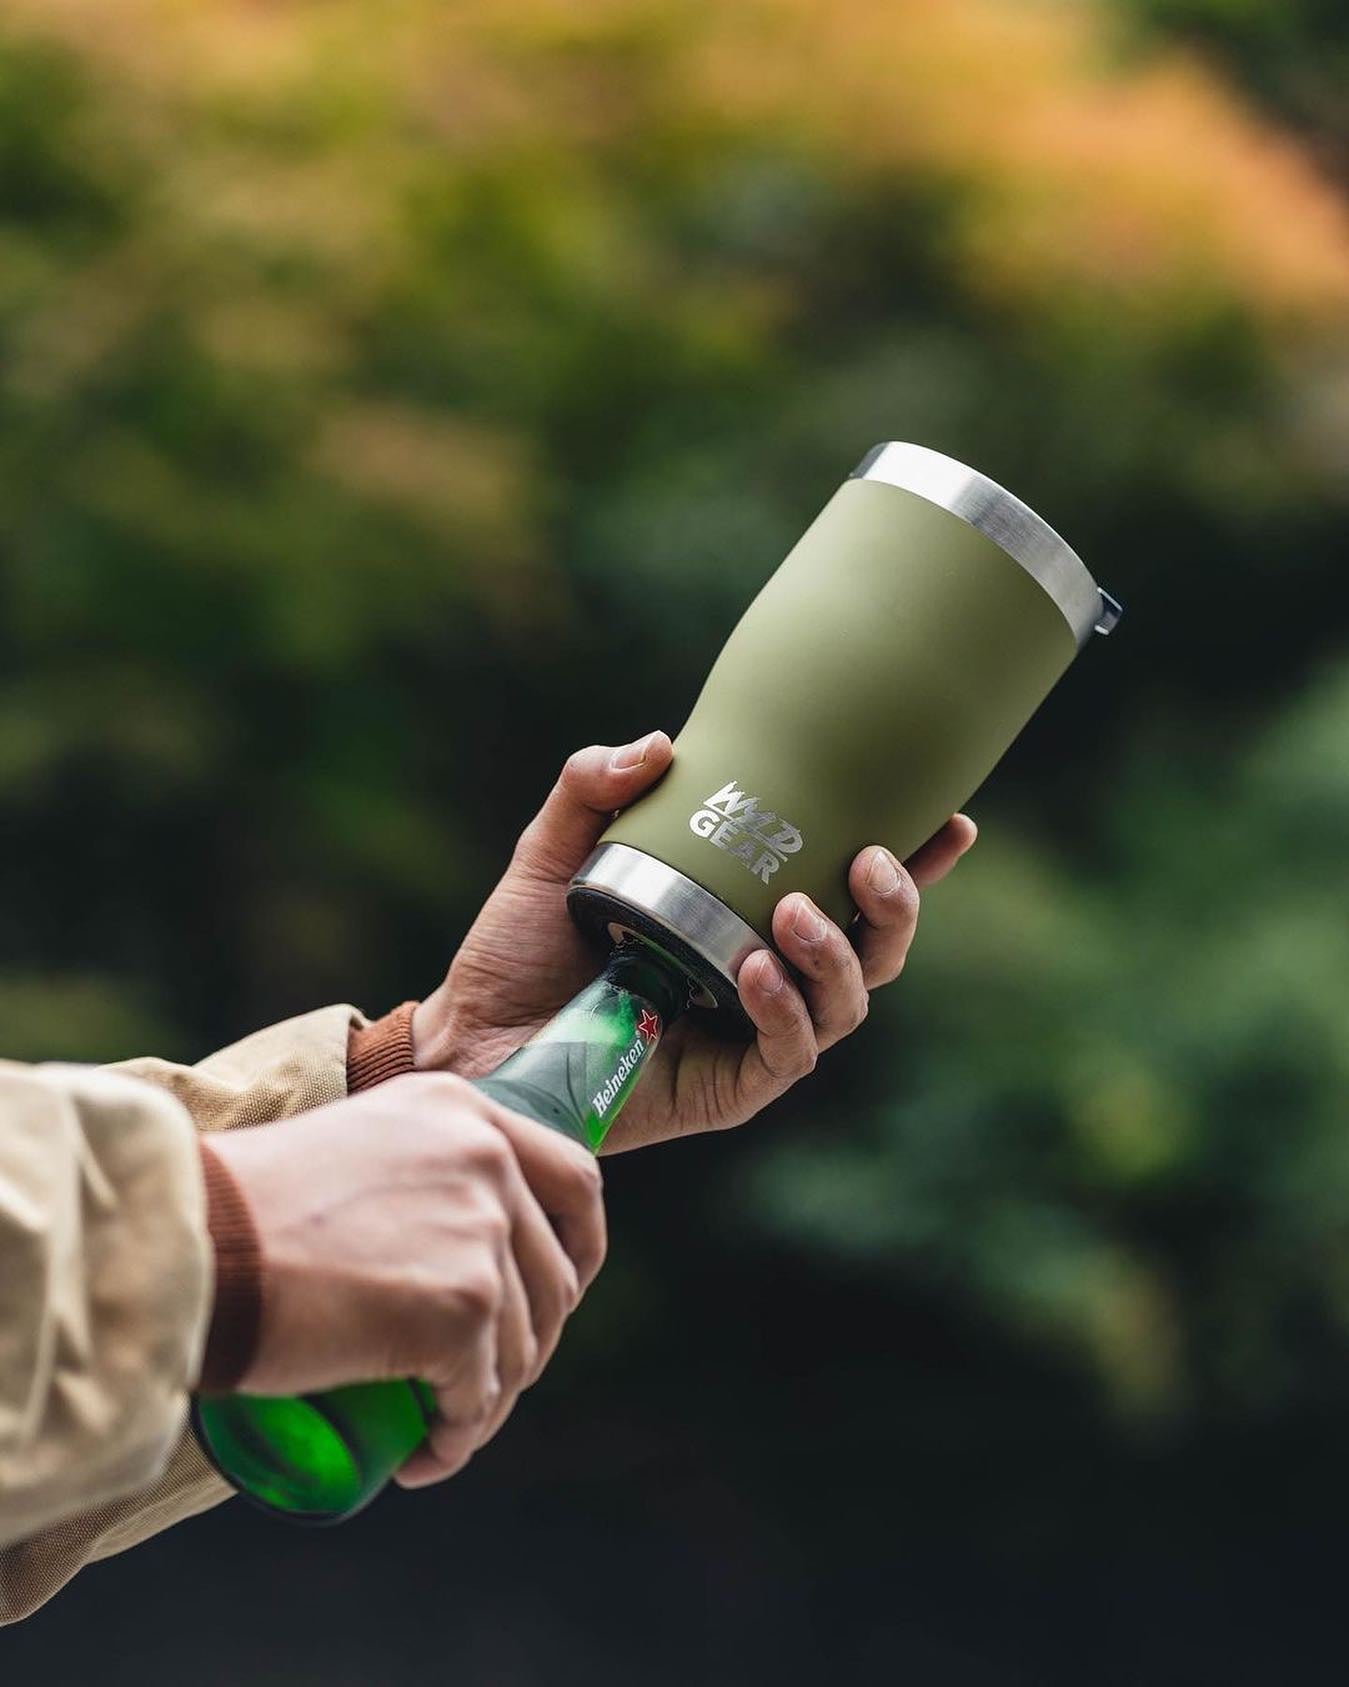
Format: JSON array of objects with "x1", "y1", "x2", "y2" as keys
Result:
[{"x1": 851, "y1": 442, "x2": 1121, "y2": 647}]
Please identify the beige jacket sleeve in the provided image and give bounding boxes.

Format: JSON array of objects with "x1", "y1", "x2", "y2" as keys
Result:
[{"x1": 0, "y1": 1004, "x2": 360, "y2": 1627}]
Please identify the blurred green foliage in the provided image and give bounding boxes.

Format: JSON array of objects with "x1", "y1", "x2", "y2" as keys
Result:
[
  {"x1": 1, "y1": 0, "x2": 1347, "y2": 1430},
  {"x1": 752, "y1": 665, "x2": 1349, "y2": 1417}
]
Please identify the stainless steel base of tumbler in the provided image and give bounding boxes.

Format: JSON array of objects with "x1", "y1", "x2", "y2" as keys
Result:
[{"x1": 568, "y1": 842, "x2": 766, "y2": 1028}]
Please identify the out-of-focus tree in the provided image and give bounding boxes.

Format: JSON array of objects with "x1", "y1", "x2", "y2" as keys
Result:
[
  {"x1": 751, "y1": 662, "x2": 1349, "y2": 1419},
  {"x1": 1115, "y1": 0, "x2": 1348, "y2": 169}
]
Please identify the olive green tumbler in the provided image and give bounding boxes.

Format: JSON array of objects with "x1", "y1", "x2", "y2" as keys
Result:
[
  {"x1": 195, "y1": 442, "x2": 1120, "y2": 1521},
  {"x1": 569, "y1": 442, "x2": 1120, "y2": 1016}
]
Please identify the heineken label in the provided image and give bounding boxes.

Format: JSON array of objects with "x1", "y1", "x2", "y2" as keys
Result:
[
  {"x1": 590, "y1": 1006, "x2": 661, "y2": 1122},
  {"x1": 477, "y1": 983, "x2": 664, "y2": 1151}
]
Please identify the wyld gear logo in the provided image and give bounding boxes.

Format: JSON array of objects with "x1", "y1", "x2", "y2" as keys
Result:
[{"x1": 688, "y1": 780, "x2": 804, "y2": 885}]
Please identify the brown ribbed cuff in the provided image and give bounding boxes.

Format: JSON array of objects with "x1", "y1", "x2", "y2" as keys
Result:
[
  {"x1": 197, "y1": 1139, "x2": 264, "y2": 1395},
  {"x1": 347, "y1": 1001, "x2": 420, "y2": 1092}
]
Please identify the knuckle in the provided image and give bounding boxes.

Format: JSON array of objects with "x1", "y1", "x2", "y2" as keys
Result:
[
  {"x1": 474, "y1": 1196, "x2": 511, "y2": 1248},
  {"x1": 889, "y1": 871, "x2": 921, "y2": 924},
  {"x1": 568, "y1": 1221, "x2": 606, "y2": 1284},
  {"x1": 560, "y1": 746, "x2": 595, "y2": 788},
  {"x1": 816, "y1": 918, "x2": 849, "y2": 961},
  {"x1": 559, "y1": 1143, "x2": 603, "y2": 1203},
  {"x1": 413, "y1": 1070, "x2": 473, "y2": 1108},
  {"x1": 584, "y1": 1197, "x2": 610, "y2": 1261},
  {"x1": 515, "y1": 1332, "x2": 541, "y2": 1384},
  {"x1": 472, "y1": 1376, "x2": 509, "y2": 1417},
  {"x1": 540, "y1": 1267, "x2": 578, "y2": 1332},
  {"x1": 397, "y1": 1072, "x2": 483, "y2": 1135},
  {"x1": 474, "y1": 1382, "x2": 504, "y2": 1425},
  {"x1": 455, "y1": 1263, "x2": 504, "y2": 1323},
  {"x1": 857, "y1": 854, "x2": 920, "y2": 926},
  {"x1": 463, "y1": 1123, "x2": 513, "y2": 1180},
  {"x1": 372, "y1": 1072, "x2": 427, "y2": 1120}
]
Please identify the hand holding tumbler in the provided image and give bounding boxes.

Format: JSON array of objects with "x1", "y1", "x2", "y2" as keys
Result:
[{"x1": 195, "y1": 442, "x2": 1121, "y2": 1520}]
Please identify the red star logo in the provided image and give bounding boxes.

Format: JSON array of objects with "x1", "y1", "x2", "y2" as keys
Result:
[{"x1": 636, "y1": 1008, "x2": 660, "y2": 1044}]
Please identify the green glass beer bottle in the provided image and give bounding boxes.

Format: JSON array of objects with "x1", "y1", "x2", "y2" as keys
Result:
[{"x1": 192, "y1": 939, "x2": 689, "y2": 1523}]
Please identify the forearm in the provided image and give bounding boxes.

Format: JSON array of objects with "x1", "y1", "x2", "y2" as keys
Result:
[
  {"x1": 111, "y1": 1003, "x2": 363, "y2": 1131},
  {"x1": 1, "y1": 1003, "x2": 368, "y2": 1624},
  {"x1": 0, "y1": 1064, "x2": 211, "y2": 1619}
]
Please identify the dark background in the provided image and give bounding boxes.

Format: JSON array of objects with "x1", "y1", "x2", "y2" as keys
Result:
[{"x1": 2, "y1": 0, "x2": 1348, "y2": 1679}]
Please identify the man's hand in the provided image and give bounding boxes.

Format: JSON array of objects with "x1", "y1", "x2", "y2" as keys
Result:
[
  {"x1": 204, "y1": 1074, "x2": 605, "y2": 1487},
  {"x1": 412, "y1": 732, "x2": 976, "y2": 1152}
]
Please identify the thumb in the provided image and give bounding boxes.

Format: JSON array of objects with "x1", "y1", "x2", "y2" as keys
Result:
[{"x1": 512, "y1": 730, "x2": 674, "y2": 882}]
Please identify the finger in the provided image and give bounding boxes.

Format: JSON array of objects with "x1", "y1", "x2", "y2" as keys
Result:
[
  {"x1": 512, "y1": 731, "x2": 674, "y2": 883},
  {"x1": 397, "y1": 1443, "x2": 463, "y2": 1489},
  {"x1": 771, "y1": 893, "x2": 869, "y2": 1052},
  {"x1": 487, "y1": 1244, "x2": 536, "y2": 1409},
  {"x1": 905, "y1": 815, "x2": 977, "y2": 888},
  {"x1": 468, "y1": 1246, "x2": 534, "y2": 1451},
  {"x1": 398, "y1": 1267, "x2": 502, "y2": 1488},
  {"x1": 732, "y1": 949, "x2": 817, "y2": 1113},
  {"x1": 400, "y1": 1258, "x2": 528, "y2": 1489},
  {"x1": 481, "y1": 1103, "x2": 607, "y2": 1292},
  {"x1": 398, "y1": 1410, "x2": 503, "y2": 1491},
  {"x1": 503, "y1": 1167, "x2": 580, "y2": 1376},
  {"x1": 847, "y1": 847, "x2": 922, "y2": 990}
]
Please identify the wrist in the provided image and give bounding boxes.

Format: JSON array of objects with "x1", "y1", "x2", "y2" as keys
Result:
[
  {"x1": 410, "y1": 987, "x2": 460, "y2": 1073},
  {"x1": 196, "y1": 1139, "x2": 264, "y2": 1394}
]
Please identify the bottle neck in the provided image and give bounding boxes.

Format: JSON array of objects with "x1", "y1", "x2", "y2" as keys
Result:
[
  {"x1": 473, "y1": 939, "x2": 690, "y2": 1152},
  {"x1": 595, "y1": 938, "x2": 690, "y2": 1025}
]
